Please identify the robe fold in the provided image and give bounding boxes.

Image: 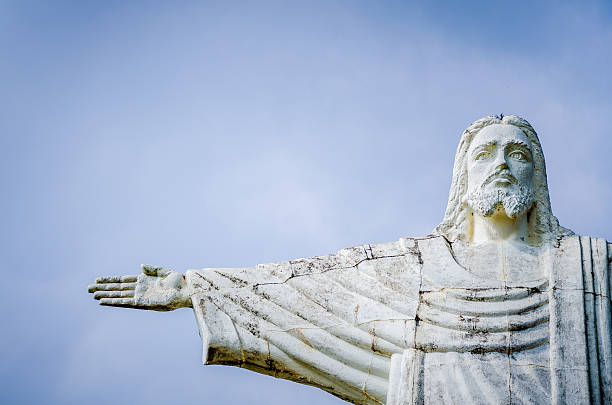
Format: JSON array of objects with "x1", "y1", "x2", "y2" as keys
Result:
[{"x1": 185, "y1": 235, "x2": 611, "y2": 405}]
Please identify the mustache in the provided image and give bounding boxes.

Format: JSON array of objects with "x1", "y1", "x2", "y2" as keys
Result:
[{"x1": 483, "y1": 170, "x2": 517, "y2": 186}]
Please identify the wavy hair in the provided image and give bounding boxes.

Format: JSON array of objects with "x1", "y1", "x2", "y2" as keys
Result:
[{"x1": 433, "y1": 115, "x2": 572, "y2": 245}]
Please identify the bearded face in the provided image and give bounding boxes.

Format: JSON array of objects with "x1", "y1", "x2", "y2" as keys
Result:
[{"x1": 465, "y1": 124, "x2": 535, "y2": 219}]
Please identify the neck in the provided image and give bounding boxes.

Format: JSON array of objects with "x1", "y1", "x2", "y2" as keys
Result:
[{"x1": 471, "y1": 209, "x2": 529, "y2": 245}]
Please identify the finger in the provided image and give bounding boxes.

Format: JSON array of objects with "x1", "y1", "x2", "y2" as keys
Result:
[
  {"x1": 95, "y1": 275, "x2": 138, "y2": 284},
  {"x1": 99, "y1": 297, "x2": 136, "y2": 307},
  {"x1": 93, "y1": 290, "x2": 135, "y2": 300},
  {"x1": 141, "y1": 264, "x2": 172, "y2": 277},
  {"x1": 88, "y1": 282, "x2": 136, "y2": 293}
]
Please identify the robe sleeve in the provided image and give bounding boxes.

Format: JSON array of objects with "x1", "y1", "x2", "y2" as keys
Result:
[
  {"x1": 598, "y1": 240, "x2": 612, "y2": 402},
  {"x1": 581, "y1": 237, "x2": 612, "y2": 404},
  {"x1": 185, "y1": 239, "x2": 422, "y2": 405}
]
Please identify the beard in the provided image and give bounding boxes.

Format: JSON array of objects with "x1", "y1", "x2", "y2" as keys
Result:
[{"x1": 467, "y1": 185, "x2": 535, "y2": 218}]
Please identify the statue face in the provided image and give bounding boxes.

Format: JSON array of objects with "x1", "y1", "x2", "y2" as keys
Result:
[{"x1": 466, "y1": 124, "x2": 535, "y2": 218}]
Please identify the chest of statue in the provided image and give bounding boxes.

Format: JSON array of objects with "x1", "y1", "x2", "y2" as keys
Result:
[
  {"x1": 403, "y1": 237, "x2": 552, "y2": 403},
  {"x1": 414, "y1": 237, "x2": 550, "y2": 354}
]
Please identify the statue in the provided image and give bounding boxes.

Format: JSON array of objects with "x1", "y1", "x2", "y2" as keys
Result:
[{"x1": 88, "y1": 115, "x2": 611, "y2": 404}]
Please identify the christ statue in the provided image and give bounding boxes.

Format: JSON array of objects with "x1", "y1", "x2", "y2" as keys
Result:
[{"x1": 88, "y1": 115, "x2": 611, "y2": 404}]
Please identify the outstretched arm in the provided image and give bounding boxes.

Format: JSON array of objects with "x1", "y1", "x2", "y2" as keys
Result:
[{"x1": 88, "y1": 264, "x2": 193, "y2": 311}]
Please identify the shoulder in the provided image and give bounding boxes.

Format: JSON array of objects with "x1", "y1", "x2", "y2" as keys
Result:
[
  {"x1": 364, "y1": 235, "x2": 443, "y2": 259},
  {"x1": 285, "y1": 236, "x2": 433, "y2": 278}
]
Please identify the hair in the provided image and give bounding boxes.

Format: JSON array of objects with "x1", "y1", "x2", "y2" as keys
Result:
[{"x1": 433, "y1": 115, "x2": 572, "y2": 246}]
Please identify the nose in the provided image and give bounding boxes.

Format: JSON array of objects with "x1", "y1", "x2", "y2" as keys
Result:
[{"x1": 493, "y1": 150, "x2": 509, "y2": 171}]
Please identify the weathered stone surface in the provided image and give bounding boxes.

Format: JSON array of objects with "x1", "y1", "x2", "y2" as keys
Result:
[{"x1": 88, "y1": 115, "x2": 611, "y2": 404}]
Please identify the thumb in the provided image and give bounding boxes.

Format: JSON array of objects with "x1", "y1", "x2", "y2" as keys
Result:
[{"x1": 141, "y1": 264, "x2": 173, "y2": 277}]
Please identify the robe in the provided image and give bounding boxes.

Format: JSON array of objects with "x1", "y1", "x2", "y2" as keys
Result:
[{"x1": 185, "y1": 235, "x2": 611, "y2": 404}]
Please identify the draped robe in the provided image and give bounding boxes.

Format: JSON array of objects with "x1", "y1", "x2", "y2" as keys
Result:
[{"x1": 185, "y1": 235, "x2": 611, "y2": 404}]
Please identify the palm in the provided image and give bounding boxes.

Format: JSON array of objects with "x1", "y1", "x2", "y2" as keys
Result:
[{"x1": 88, "y1": 265, "x2": 192, "y2": 311}]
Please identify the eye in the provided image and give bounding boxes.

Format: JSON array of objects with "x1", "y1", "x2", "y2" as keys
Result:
[
  {"x1": 475, "y1": 151, "x2": 491, "y2": 161},
  {"x1": 509, "y1": 151, "x2": 528, "y2": 161}
]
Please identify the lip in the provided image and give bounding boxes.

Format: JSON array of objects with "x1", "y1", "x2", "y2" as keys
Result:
[
  {"x1": 492, "y1": 177, "x2": 512, "y2": 185},
  {"x1": 485, "y1": 172, "x2": 517, "y2": 185}
]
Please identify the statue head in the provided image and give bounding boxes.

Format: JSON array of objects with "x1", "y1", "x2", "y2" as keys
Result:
[
  {"x1": 466, "y1": 123, "x2": 535, "y2": 220},
  {"x1": 434, "y1": 115, "x2": 571, "y2": 245}
]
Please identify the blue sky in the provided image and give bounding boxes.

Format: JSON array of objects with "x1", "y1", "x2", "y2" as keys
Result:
[{"x1": 1, "y1": 1, "x2": 611, "y2": 404}]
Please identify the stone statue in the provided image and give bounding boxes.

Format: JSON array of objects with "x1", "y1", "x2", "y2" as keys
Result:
[{"x1": 88, "y1": 115, "x2": 611, "y2": 404}]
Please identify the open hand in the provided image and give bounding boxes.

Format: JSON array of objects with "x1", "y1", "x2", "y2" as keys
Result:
[{"x1": 88, "y1": 265, "x2": 193, "y2": 311}]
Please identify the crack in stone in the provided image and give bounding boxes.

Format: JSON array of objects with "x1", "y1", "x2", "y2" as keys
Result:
[{"x1": 252, "y1": 255, "x2": 407, "y2": 289}]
